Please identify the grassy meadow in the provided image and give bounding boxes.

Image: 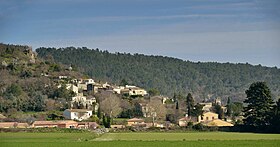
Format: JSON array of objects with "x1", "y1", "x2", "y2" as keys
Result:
[
  {"x1": 94, "y1": 132, "x2": 280, "y2": 141},
  {"x1": 1, "y1": 132, "x2": 280, "y2": 147}
]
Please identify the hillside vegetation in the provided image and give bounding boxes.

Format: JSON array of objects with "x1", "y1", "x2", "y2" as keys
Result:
[
  {"x1": 1, "y1": 132, "x2": 280, "y2": 147},
  {"x1": 0, "y1": 43, "x2": 83, "y2": 116},
  {"x1": 36, "y1": 47, "x2": 280, "y2": 102}
]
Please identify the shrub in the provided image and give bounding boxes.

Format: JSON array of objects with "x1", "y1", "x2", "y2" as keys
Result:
[{"x1": 193, "y1": 123, "x2": 204, "y2": 131}]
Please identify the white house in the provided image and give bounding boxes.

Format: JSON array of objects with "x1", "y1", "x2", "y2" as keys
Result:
[
  {"x1": 199, "y1": 102, "x2": 213, "y2": 112},
  {"x1": 102, "y1": 82, "x2": 110, "y2": 88},
  {"x1": 77, "y1": 83, "x2": 87, "y2": 91},
  {"x1": 66, "y1": 84, "x2": 79, "y2": 94},
  {"x1": 58, "y1": 76, "x2": 68, "y2": 79},
  {"x1": 112, "y1": 86, "x2": 125, "y2": 94},
  {"x1": 121, "y1": 85, "x2": 147, "y2": 96},
  {"x1": 128, "y1": 87, "x2": 147, "y2": 96},
  {"x1": 84, "y1": 79, "x2": 94, "y2": 84},
  {"x1": 71, "y1": 96, "x2": 96, "y2": 109},
  {"x1": 63, "y1": 109, "x2": 92, "y2": 121},
  {"x1": 72, "y1": 95, "x2": 87, "y2": 102}
]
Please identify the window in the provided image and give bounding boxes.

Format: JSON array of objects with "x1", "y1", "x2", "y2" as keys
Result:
[
  {"x1": 212, "y1": 117, "x2": 214, "y2": 120},
  {"x1": 206, "y1": 117, "x2": 209, "y2": 120}
]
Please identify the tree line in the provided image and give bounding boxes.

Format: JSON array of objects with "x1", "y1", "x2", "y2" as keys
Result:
[{"x1": 36, "y1": 46, "x2": 280, "y2": 103}]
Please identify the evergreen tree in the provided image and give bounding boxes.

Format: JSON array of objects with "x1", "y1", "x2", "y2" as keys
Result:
[
  {"x1": 192, "y1": 103, "x2": 204, "y2": 117},
  {"x1": 231, "y1": 102, "x2": 243, "y2": 118},
  {"x1": 102, "y1": 114, "x2": 111, "y2": 128},
  {"x1": 186, "y1": 93, "x2": 194, "y2": 116},
  {"x1": 243, "y1": 82, "x2": 274, "y2": 126},
  {"x1": 148, "y1": 88, "x2": 160, "y2": 96},
  {"x1": 97, "y1": 106, "x2": 101, "y2": 119},
  {"x1": 5, "y1": 84, "x2": 23, "y2": 97},
  {"x1": 173, "y1": 92, "x2": 179, "y2": 109},
  {"x1": 133, "y1": 103, "x2": 144, "y2": 117},
  {"x1": 173, "y1": 92, "x2": 180, "y2": 120},
  {"x1": 173, "y1": 93, "x2": 177, "y2": 100},
  {"x1": 212, "y1": 103, "x2": 224, "y2": 119},
  {"x1": 102, "y1": 114, "x2": 106, "y2": 126},
  {"x1": 226, "y1": 97, "x2": 233, "y2": 117},
  {"x1": 106, "y1": 115, "x2": 111, "y2": 128},
  {"x1": 120, "y1": 79, "x2": 128, "y2": 86},
  {"x1": 271, "y1": 99, "x2": 280, "y2": 129},
  {"x1": 275, "y1": 99, "x2": 280, "y2": 121}
]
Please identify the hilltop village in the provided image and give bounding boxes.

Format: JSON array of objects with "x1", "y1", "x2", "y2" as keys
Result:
[
  {"x1": 0, "y1": 74, "x2": 237, "y2": 129},
  {"x1": 1, "y1": 43, "x2": 278, "y2": 133}
]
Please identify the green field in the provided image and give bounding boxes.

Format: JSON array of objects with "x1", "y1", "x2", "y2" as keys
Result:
[
  {"x1": 1, "y1": 132, "x2": 280, "y2": 147},
  {"x1": 95, "y1": 132, "x2": 280, "y2": 141}
]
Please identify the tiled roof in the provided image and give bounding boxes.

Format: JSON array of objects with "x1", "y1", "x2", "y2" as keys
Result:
[
  {"x1": 0, "y1": 122, "x2": 29, "y2": 128},
  {"x1": 78, "y1": 122, "x2": 99, "y2": 126},
  {"x1": 65, "y1": 109, "x2": 91, "y2": 113},
  {"x1": 33, "y1": 121, "x2": 58, "y2": 125},
  {"x1": 0, "y1": 122, "x2": 16, "y2": 127},
  {"x1": 203, "y1": 119, "x2": 234, "y2": 127},
  {"x1": 57, "y1": 120, "x2": 78, "y2": 124},
  {"x1": 33, "y1": 120, "x2": 78, "y2": 125},
  {"x1": 203, "y1": 112, "x2": 218, "y2": 115},
  {"x1": 127, "y1": 118, "x2": 144, "y2": 122}
]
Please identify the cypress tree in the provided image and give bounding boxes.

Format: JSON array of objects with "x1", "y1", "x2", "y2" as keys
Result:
[{"x1": 186, "y1": 93, "x2": 194, "y2": 116}]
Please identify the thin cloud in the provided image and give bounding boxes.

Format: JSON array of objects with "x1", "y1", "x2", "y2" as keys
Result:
[
  {"x1": 87, "y1": 14, "x2": 237, "y2": 21},
  {"x1": 38, "y1": 13, "x2": 242, "y2": 24},
  {"x1": 158, "y1": 1, "x2": 256, "y2": 12}
]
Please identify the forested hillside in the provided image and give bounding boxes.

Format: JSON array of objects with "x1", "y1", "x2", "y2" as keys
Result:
[{"x1": 36, "y1": 47, "x2": 280, "y2": 103}]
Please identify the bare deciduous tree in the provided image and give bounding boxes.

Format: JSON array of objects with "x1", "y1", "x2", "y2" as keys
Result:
[
  {"x1": 148, "y1": 97, "x2": 167, "y2": 121},
  {"x1": 99, "y1": 91, "x2": 121, "y2": 118},
  {"x1": 45, "y1": 99, "x2": 56, "y2": 111}
]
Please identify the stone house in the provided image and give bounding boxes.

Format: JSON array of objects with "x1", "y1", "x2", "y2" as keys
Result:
[
  {"x1": 178, "y1": 116, "x2": 198, "y2": 127},
  {"x1": 63, "y1": 109, "x2": 92, "y2": 121},
  {"x1": 32, "y1": 120, "x2": 78, "y2": 128},
  {"x1": 0, "y1": 122, "x2": 29, "y2": 128},
  {"x1": 198, "y1": 112, "x2": 233, "y2": 127},
  {"x1": 127, "y1": 118, "x2": 145, "y2": 127}
]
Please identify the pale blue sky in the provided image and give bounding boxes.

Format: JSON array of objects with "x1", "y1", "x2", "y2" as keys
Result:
[{"x1": 0, "y1": 0, "x2": 280, "y2": 67}]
